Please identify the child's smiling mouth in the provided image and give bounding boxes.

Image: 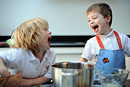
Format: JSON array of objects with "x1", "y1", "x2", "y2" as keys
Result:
[
  {"x1": 48, "y1": 37, "x2": 51, "y2": 42},
  {"x1": 93, "y1": 25, "x2": 98, "y2": 30},
  {"x1": 48, "y1": 36, "x2": 52, "y2": 46},
  {"x1": 92, "y1": 25, "x2": 99, "y2": 32}
]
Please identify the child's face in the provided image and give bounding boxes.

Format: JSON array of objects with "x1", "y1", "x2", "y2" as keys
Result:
[
  {"x1": 87, "y1": 11, "x2": 111, "y2": 35},
  {"x1": 39, "y1": 26, "x2": 52, "y2": 51}
]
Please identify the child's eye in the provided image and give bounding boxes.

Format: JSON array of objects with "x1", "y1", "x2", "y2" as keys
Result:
[
  {"x1": 88, "y1": 20, "x2": 90, "y2": 22},
  {"x1": 93, "y1": 16, "x2": 97, "y2": 19},
  {"x1": 44, "y1": 29, "x2": 48, "y2": 31}
]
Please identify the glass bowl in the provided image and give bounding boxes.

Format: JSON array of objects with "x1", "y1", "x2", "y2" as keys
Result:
[{"x1": 96, "y1": 68, "x2": 129, "y2": 87}]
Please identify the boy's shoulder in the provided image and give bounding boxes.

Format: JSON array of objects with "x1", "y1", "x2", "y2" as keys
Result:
[
  {"x1": 117, "y1": 32, "x2": 129, "y2": 38},
  {"x1": 88, "y1": 36, "x2": 97, "y2": 42},
  {"x1": 85, "y1": 36, "x2": 97, "y2": 45}
]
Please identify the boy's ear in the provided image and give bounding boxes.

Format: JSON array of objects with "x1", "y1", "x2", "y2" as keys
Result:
[{"x1": 106, "y1": 15, "x2": 111, "y2": 24}]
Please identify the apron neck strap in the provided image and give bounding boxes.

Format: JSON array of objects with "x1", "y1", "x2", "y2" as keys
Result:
[
  {"x1": 113, "y1": 31, "x2": 123, "y2": 49},
  {"x1": 96, "y1": 30, "x2": 123, "y2": 49},
  {"x1": 96, "y1": 35, "x2": 105, "y2": 49}
]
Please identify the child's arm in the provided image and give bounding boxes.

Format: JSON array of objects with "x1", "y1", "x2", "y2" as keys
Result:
[
  {"x1": 0, "y1": 58, "x2": 22, "y2": 87},
  {"x1": 0, "y1": 58, "x2": 10, "y2": 77},
  {"x1": 19, "y1": 76, "x2": 51, "y2": 86},
  {"x1": 80, "y1": 57, "x2": 88, "y2": 62}
]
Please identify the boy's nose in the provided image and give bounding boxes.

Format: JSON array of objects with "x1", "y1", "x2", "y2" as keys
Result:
[{"x1": 90, "y1": 19, "x2": 94, "y2": 24}]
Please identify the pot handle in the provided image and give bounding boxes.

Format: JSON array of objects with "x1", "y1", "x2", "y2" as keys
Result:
[{"x1": 61, "y1": 72, "x2": 79, "y2": 76}]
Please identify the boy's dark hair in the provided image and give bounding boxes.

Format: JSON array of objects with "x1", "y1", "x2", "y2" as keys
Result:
[{"x1": 87, "y1": 3, "x2": 112, "y2": 26}]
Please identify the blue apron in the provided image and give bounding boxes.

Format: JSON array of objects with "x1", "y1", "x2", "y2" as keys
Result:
[{"x1": 94, "y1": 31, "x2": 126, "y2": 81}]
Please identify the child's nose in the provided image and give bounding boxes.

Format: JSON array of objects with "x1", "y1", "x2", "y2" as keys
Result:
[
  {"x1": 90, "y1": 19, "x2": 94, "y2": 24},
  {"x1": 49, "y1": 31, "x2": 52, "y2": 35}
]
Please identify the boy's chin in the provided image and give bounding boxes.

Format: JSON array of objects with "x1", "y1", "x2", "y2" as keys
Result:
[{"x1": 94, "y1": 32, "x2": 99, "y2": 35}]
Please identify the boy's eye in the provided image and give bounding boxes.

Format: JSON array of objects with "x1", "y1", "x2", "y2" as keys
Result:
[
  {"x1": 88, "y1": 20, "x2": 90, "y2": 22},
  {"x1": 93, "y1": 16, "x2": 97, "y2": 19}
]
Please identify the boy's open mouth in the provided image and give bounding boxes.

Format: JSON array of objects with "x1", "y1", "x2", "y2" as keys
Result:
[{"x1": 93, "y1": 25, "x2": 99, "y2": 30}]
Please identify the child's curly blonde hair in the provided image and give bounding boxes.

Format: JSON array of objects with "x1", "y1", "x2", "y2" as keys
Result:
[{"x1": 11, "y1": 18, "x2": 49, "y2": 53}]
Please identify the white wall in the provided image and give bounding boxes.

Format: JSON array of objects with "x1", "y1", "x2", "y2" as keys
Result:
[{"x1": 0, "y1": 0, "x2": 130, "y2": 36}]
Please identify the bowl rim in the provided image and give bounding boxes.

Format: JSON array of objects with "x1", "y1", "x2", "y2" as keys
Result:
[{"x1": 96, "y1": 68, "x2": 129, "y2": 75}]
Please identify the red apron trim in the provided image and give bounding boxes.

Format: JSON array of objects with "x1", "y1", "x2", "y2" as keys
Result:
[
  {"x1": 96, "y1": 30, "x2": 122, "y2": 49},
  {"x1": 113, "y1": 31, "x2": 123, "y2": 49},
  {"x1": 96, "y1": 35, "x2": 105, "y2": 49}
]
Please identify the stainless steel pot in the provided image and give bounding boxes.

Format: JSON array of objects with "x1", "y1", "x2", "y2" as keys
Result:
[{"x1": 52, "y1": 62, "x2": 94, "y2": 87}]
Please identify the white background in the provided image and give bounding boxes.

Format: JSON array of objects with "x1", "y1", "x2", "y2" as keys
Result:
[{"x1": 0, "y1": 0, "x2": 130, "y2": 36}]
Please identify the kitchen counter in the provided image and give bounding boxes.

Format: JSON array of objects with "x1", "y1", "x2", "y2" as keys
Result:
[
  {"x1": 22, "y1": 80, "x2": 130, "y2": 87},
  {"x1": 93, "y1": 80, "x2": 130, "y2": 87},
  {"x1": 0, "y1": 47, "x2": 130, "y2": 80}
]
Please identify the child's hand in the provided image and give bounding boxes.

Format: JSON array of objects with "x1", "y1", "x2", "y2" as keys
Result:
[
  {"x1": 0, "y1": 68, "x2": 10, "y2": 77},
  {"x1": 80, "y1": 57, "x2": 88, "y2": 62},
  {"x1": 0, "y1": 71, "x2": 22, "y2": 87}
]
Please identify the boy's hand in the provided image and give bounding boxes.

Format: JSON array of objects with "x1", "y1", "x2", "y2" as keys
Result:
[{"x1": 80, "y1": 57, "x2": 88, "y2": 62}]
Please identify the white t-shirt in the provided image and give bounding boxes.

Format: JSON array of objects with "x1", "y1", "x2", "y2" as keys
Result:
[
  {"x1": 81, "y1": 29, "x2": 130, "y2": 61},
  {"x1": 0, "y1": 48, "x2": 56, "y2": 79}
]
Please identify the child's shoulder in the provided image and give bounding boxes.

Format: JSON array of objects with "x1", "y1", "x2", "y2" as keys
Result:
[
  {"x1": 10, "y1": 48, "x2": 26, "y2": 52},
  {"x1": 84, "y1": 36, "x2": 97, "y2": 45},
  {"x1": 9, "y1": 48, "x2": 29, "y2": 55},
  {"x1": 117, "y1": 32, "x2": 129, "y2": 38},
  {"x1": 87, "y1": 36, "x2": 97, "y2": 42},
  {"x1": 47, "y1": 48, "x2": 56, "y2": 55}
]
